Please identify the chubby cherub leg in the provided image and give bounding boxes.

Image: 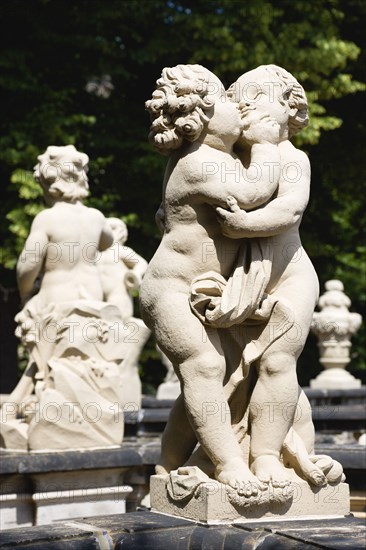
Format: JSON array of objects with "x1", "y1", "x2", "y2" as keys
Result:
[
  {"x1": 282, "y1": 388, "x2": 323, "y2": 485},
  {"x1": 282, "y1": 390, "x2": 345, "y2": 486},
  {"x1": 156, "y1": 393, "x2": 197, "y2": 474},
  {"x1": 249, "y1": 276, "x2": 317, "y2": 488},
  {"x1": 249, "y1": 346, "x2": 298, "y2": 488},
  {"x1": 292, "y1": 388, "x2": 316, "y2": 453},
  {"x1": 171, "y1": 349, "x2": 263, "y2": 495},
  {"x1": 150, "y1": 290, "x2": 264, "y2": 496}
]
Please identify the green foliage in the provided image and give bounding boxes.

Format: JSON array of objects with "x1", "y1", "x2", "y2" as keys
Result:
[{"x1": 0, "y1": 0, "x2": 365, "y2": 384}]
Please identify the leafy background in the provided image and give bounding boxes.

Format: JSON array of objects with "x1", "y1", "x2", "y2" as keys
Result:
[{"x1": 0, "y1": 0, "x2": 365, "y2": 392}]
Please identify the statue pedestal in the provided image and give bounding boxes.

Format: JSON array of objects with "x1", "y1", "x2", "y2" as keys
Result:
[
  {"x1": 150, "y1": 475, "x2": 350, "y2": 524},
  {"x1": 310, "y1": 368, "x2": 361, "y2": 390}
]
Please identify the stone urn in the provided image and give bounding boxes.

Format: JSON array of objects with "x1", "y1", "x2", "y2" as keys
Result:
[{"x1": 310, "y1": 280, "x2": 362, "y2": 389}]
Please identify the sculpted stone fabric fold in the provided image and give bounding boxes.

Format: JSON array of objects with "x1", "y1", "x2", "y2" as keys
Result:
[{"x1": 189, "y1": 238, "x2": 294, "y2": 366}]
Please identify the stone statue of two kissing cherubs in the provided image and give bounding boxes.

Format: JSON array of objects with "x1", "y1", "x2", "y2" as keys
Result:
[{"x1": 140, "y1": 63, "x2": 347, "y2": 515}]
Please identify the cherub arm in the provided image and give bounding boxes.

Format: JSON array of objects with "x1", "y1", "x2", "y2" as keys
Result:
[
  {"x1": 228, "y1": 108, "x2": 282, "y2": 209},
  {"x1": 216, "y1": 150, "x2": 310, "y2": 238},
  {"x1": 16, "y1": 213, "x2": 49, "y2": 303},
  {"x1": 185, "y1": 143, "x2": 281, "y2": 210},
  {"x1": 240, "y1": 143, "x2": 281, "y2": 209},
  {"x1": 120, "y1": 246, "x2": 148, "y2": 290}
]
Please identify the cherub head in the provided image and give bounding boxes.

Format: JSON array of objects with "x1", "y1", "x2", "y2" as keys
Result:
[
  {"x1": 228, "y1": 65, "x2": 308, "y2": 140},
  {"x1": 34, "y1": 145, "x2": 89, "y2": 204},
  {"x1": 107, "y1": 217, "x2": 128, "y2": 245},
  {"x1": 145, "y1": 64, "x2": 227, "y2": 154}
]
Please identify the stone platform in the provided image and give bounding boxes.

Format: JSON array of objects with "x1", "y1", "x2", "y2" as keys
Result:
[
  {"x1": 0, "y1": 511, "x2": 365, "y2": 549},
  {"x1": 151, "y1": 475, "x2": 350, "y2": 523},
  {"x1": 1, "y1": 394, "x2": 365, "y2": 529},
  {"x1": 0, "y1": 447, "x2": 144, "y2": 529}
]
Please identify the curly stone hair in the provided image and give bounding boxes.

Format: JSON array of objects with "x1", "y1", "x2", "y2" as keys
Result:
[
  {"x1": 107, "y1": 217, "x2": 128, "y2": 245},
  {"x1": 227, "y1": 64, "x2": 309, "y2": 138},
  {"x1": 145, "y1": 64, "x2": 219, "y2": 154},
  {"x1": 34, "y1": 145, "x2": 89, "y2": 203}
]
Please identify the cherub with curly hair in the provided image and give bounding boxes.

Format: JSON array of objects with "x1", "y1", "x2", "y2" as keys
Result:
[
  {"x1": 141, "y1": 64, "x2": 283, "y2": 496},
  {"x1": 2, "y1": 146, "x2": 114, "y2": 423},
  {"x1": 142, "y1": 64, "x2": 344, "y2": 504},
  {"x1": 215, "y1": 65, "x2": 320, "y2": 488},
  {"x1": 17, "y1": 145, "x2": 113, "y2": 307}
]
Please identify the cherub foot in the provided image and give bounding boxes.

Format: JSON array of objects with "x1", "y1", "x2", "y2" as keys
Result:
[
  {"x1": 309, "y1": 455, "x2": 345, "y2": 485},
  {"x1": 156, "y1": 452, "x2": 184, "y2": 475},
  {"x1": 293, "y1": 457, "x2": 326, "y2": 487},
  {"x1": 216, "y1": 457, "x2": 265, "y2": 497},
  {"x1": 251, "y1": 454, "x2": 291, "y2": 488},
  {"x1": 304, "y1": 466, "x2": 327, "y2": 487}
]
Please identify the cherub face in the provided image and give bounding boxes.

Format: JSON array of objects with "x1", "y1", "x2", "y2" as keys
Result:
[
  {"x1": 243, "y1": 81, "x2": 290, "y2": 134},
  {"x1": 211, "y1": 97, "x2": 244, "y2": 140},
  {"x1": 237, "y1": 103, "x2": 281, "y2": 146},
  {"x1": 232, "y1": 68, "x2": 293, "y2": 140},
  {"x1": 205, "y1": 73, "x2": 245, "y2": 141}
]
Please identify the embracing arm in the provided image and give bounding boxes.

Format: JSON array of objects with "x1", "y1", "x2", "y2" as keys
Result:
[
  {"x1": 17, "y1": 214, "x2": 49, "y2": 303},
  {"x1": 230, "y1": 110, "x2": 282, "y2": 208},
  {"x1": 185, "y1": 143, "x2": 281, "y2": 210},
  {"x1": 216, "y1": 150, "x2": 310, "y2": 238},
  {"x1": 120, "y1": 247, "x2": 148, "y2": 290},
  {"x1": 239, "y1": 143, "x2": 281, "y2": 209}
]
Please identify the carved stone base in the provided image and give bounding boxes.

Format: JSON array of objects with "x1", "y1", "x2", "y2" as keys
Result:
[
  {"x1": 150, "y1": 474, "x2": 350, "y2": 524},
  {"x1": 310, "y1": 368, "x2": 361, "y2": 390}
]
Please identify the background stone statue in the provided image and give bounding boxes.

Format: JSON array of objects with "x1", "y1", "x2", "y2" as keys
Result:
[
  {"x1": 99, "y1": 217, "x2": 151, "y2": 407},
  {"x1": 141, "y1": 64, "x2": 344, "y2": 510},
  {"x1": 1, "y1": 146, "x2": 129, "y2": 450},
  {"x1": 99, "y1": 217, "x2": 148, "y2": 322}
]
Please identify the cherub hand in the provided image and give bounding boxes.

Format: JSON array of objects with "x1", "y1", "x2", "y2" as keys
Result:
[
  {"x1": 238, "y1": 102, "x2": 280, "y2": 146},
  {"x1": 124, "y1": 271, "x2": 140, "y2": 291},
  {"x1": 226, "y1": 195, "x2": 240, "y2": 212},
  {"x1": 216, "y1": 196, "x2": 249, "y2": 238}
]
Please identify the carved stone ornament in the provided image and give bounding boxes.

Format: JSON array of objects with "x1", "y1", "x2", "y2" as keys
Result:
[{"x1": 310, "y1": 279, "x2": 362, "y2": 389}]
